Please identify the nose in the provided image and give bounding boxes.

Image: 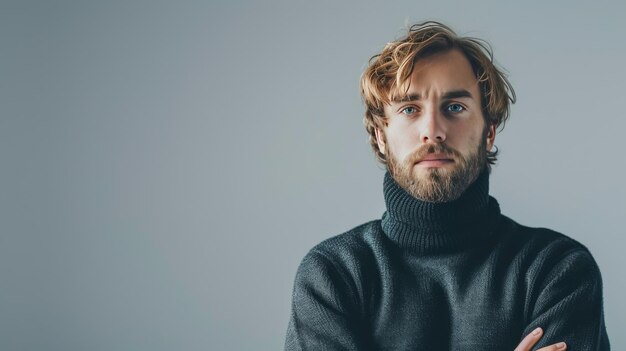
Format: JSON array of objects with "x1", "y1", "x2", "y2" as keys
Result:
[{"x1": 419, "y1": 108, "x2": 446, "y2": 143}]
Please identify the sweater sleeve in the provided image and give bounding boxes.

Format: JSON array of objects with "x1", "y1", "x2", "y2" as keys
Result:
[
  {"x1": 284, "y1": 249, "x2": 366, "y2": 351},
  {"x1": 522, "y1": 247, "x2": 610, "y2": 350}
]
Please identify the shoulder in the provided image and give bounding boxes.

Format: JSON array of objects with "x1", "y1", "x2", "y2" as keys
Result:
[
  {"x1": 310, "y1": 220, "x2": 382, "y2": 255},
  {"x1": 294, "y1": 220, "x2": 385, "y2": 282},
  {"x1": 498, "y1": 216, "x2": 602, "y2": 282},
  {"x1": 500, "y1": 215, "x2": 594, "y2": 257},
  {"x1": 300, "y1": 220, "x2": 383, "y2": 268}
]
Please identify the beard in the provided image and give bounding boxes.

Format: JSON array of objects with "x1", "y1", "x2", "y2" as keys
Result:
[{"x1": 386, "y1": 134, "x2": 487, "y2": 203}]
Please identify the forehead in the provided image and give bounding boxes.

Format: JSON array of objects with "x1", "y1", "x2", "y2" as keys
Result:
[{"x1": 392, "y1": 49, "x2": 480, "y2": 101}]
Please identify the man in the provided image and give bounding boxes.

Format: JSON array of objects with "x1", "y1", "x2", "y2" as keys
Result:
[{"x1": 285, "y1": 22, "x2": 610, "y2": 350}]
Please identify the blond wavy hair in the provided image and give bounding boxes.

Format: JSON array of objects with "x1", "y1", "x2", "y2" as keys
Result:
[{"x1": 360, "y1": 21, "x2": 516, "y2": 165}]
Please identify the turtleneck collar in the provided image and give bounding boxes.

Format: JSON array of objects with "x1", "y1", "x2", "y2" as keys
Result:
[{"x1": 381, "y1": 169, "x2": 501, "y2": 253}]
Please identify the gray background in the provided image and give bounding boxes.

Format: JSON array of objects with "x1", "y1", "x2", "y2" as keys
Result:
[{"x1": 1, "y1": 0, "x2": 624, "y2": 350}]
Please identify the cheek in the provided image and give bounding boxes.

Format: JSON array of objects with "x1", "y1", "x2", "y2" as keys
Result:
[
  {"x1": 387, "y1": 129, "x2": 419, "y2": 159},
  {"x1": 448, "y1": 127, "x2": 482, "y2": 152},
  {"x1": 388, "y1": 122, "x2": 420, "y2": 143}
]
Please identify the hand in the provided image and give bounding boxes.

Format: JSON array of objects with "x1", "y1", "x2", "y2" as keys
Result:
[{"x1": 514, "y1": 327, "x2": 567, "y2": 351}]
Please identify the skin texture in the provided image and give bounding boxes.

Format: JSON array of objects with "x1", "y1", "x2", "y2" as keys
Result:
[{"x1": 517, "y1": 328, "x2": 567, "y2": 351}]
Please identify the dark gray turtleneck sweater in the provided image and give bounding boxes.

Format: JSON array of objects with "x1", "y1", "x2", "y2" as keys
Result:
[{"x1": 285, "y1": 171, "x2": 610, "y2": 350}]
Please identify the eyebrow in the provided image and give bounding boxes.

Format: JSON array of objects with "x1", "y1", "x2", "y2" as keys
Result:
[
  {"x1": 442, "y1": 89, "x2": 473, "y2": 100},
  {"x1": 391, "y1": 89, "x2": 474, "y2": 103}
]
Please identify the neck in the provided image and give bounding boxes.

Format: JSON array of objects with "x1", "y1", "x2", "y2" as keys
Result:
[{"x1": 381, "y1": 169, "x2": 501, "y2": 253}]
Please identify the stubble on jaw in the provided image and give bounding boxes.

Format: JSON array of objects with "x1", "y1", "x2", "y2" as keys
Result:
[{"x1": 386, "y1": 135, "x2": 487, "y2": 203}]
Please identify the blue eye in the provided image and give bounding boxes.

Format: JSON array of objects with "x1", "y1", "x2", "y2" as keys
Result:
[
  {"x1": 446, "y1": 103, "x2": 465, "y2": 113},
  {"x1": 401, "y1": 106, "x2": 417, "y2": 115}
]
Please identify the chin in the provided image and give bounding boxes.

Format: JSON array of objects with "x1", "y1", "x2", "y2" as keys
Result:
[{"x1": 413, "y1": 165, "x2": 453, "y2": 177}]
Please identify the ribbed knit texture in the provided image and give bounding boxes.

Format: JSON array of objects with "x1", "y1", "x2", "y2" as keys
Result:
[
  {"x1": 381, "y1": 170, "x2": 500, "y2": 253},
  {"x1": 285, "y1": 171, "x2": 610, "y2": 350}
]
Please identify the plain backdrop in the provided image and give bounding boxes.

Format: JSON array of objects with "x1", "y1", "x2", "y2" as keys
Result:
[{"x1": 1, "y1": 0, "x2": 624, "y2": 350}]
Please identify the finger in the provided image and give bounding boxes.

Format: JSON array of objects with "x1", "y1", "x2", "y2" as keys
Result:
[
  {"x1": 537, "y1": 342, "x2": 567, "y2": 351},
  {"x1": 514, "y1": 327, "x2": 543, "y2": 351}
]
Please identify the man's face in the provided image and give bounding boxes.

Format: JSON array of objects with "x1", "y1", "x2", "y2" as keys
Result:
[{"x1": 375, "y1": 49, "x2": 496, "y2": 203}]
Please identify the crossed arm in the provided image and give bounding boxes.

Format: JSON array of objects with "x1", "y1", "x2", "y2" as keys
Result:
[
  {"x1": 518, "y1": 247, "x2": 610, "y2": 350},
  {"x1": 517, "y1": 328, "x2": 566, "y2": 351},
  {"x1": 285, "y1": 247, "x2": 609, "y2": 350}
]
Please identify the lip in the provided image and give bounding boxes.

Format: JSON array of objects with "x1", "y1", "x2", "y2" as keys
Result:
[
  {"x1": 417, "y1": 153, "x2": 454, "y2": 162},
  {"x1": 416, "y1": 153, "x2": 454, "y2": 166}
]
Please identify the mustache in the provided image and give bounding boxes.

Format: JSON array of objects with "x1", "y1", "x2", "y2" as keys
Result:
[{"x1": 406, "y1": 143, "x2": 462, "y2": 164}]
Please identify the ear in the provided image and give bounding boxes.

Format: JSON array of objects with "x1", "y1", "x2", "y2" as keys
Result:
[
  {"x1": 486, "y1": 123, "x2": 496, "y2": 151},
  {"x1": 375, "y1": 127, "x2": 386, "y2": 155}
]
